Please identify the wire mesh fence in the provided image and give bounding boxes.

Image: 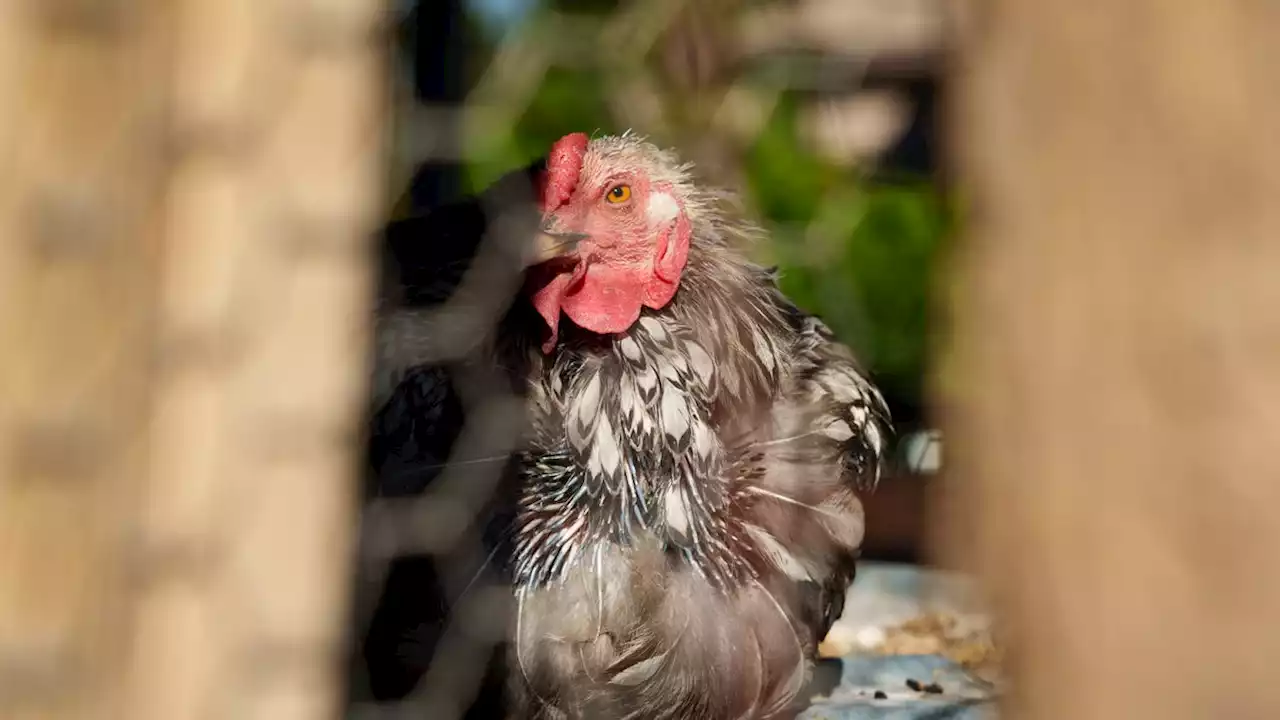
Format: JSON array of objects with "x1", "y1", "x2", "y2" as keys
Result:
[
  {"x1": 350, "y1": 2, "x2": 945, "y2": 718},
  {"x1": 10, "y1": 2, "x2": 1280, "y2": 720},
  {"x1": 0, "y1": 1, "x2": 945, "y2": 719}
]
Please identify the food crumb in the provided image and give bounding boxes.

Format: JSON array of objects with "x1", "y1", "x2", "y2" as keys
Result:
[
  {"x1": 922, "y1": 682, "x2": 944, "y2": 694},
  {"x1": 873, "y1": 690, "x2": 888, "y2": 700},
  {"x1": 906, "y1": 678, "x2": 923, "y2": 692},
  {"x1": 871, "y1": 612, "x2": 1003, "y2": 684}
]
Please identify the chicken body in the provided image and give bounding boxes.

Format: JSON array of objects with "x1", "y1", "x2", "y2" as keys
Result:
[{"x1": 363, "y1": 134, "x2": 890, "y2": 720}]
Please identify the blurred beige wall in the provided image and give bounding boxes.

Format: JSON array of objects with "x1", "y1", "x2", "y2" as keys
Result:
[
  {"x1": 0, "y1": 2, "x2": 385, "y2": 719},
  {"x1": 943, "y1": 2, "x2": 1280, "y2": 719}
]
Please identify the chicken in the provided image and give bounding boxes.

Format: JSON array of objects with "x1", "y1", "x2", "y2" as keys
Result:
[{"x1": 360, "y1": 132, "x2": 892, "y2": 720}]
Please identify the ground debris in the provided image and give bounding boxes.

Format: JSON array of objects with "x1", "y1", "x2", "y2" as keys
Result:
[{"x1": 873, "y1": 612, "x2": 1003, "y2": 684}]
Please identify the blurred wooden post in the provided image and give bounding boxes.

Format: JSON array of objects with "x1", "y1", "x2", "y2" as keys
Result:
[
  {"x1": 945, "y1": 3, "x2": 1280, "y2": 719},
  {"x1": 0, "y1": 2, "x2": 174, "y2": 717},
  {"x1": 0, "y1": 1, "x2": 385, "y2": 719}
]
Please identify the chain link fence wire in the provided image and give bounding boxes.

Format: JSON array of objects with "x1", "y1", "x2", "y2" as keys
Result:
[
  {"x1": 13, "y1": 2, "x2": 1280, "y2": 719},
  {"x1": 0, "y1": 0, "x2": 942, "y2": 718},
  {"x1": 347, "y1": 2, "x2": 944, "y2": 719}
]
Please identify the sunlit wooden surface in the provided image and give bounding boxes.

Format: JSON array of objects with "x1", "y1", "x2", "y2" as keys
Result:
[
  {"x1": 0, "y1": 2, "x2": 385, "y2": 719},
  {"x1": 946, "y1": 2, "x2": 1280, "y2": 719}
]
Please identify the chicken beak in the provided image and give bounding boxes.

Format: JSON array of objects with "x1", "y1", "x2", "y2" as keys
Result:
[{"x1": 529, "y1": 228, "x2": 586, "y2": 267}]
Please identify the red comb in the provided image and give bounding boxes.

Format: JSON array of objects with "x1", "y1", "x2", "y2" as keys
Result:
[{"x1": 541, "y1": 133, "x2": 589, "y2": 212}]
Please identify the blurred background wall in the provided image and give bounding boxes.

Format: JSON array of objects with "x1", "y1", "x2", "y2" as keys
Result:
[{"x1": 0, "y1": 1, "x2": 383, "y2": 718}]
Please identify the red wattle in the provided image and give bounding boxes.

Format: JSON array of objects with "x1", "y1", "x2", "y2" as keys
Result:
[
  {"x1": 530, "y1": 271, "x2": 572, "y2": 353},
  {"x1": 560, "y1": 264, "x2": 646, "y2": 335}
]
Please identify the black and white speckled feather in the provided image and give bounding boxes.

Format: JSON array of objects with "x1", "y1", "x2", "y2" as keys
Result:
[{"x1": 367, "y1": 133, "x2": 892, "y2": 720}]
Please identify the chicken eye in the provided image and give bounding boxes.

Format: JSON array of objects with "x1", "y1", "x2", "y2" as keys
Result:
[{"x1": 605, "y1": 184, "x2": 632, "y2": 204}]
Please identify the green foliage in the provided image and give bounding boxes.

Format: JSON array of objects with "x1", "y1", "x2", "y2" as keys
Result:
[
  {"x1": 744, "y1": 94, "x2": 842, "y2": 223},
  {"x1": 747, "y1": 94, "x2": 947, "y2": 414},
  {"x1": 464, "y1": 66, "x2": 618, "y2": 193}
]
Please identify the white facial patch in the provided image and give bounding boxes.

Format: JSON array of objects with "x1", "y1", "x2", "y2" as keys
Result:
[{"x1": 646, "y1": 191, "x2": 679, "y2": 227}]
